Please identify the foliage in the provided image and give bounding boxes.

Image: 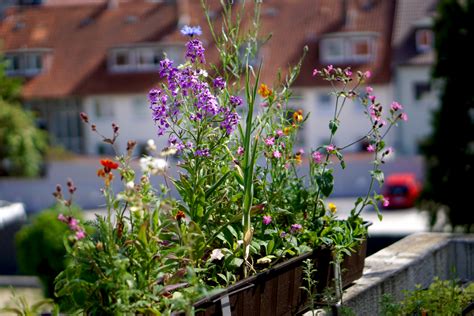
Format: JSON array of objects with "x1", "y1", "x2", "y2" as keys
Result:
[
  {"x1": 420, "y1": 0, "x2": 474, "y2": 232},
  {"x1": 15, "y1": 204, "x2": 83, "y2": 298},
  {"x1": 52, "y1": 1, "x2": 406, "y2": 314},
  {"x1": 380, "y1": 277, "x2": 474, "y2": 316},
  {"x1": 0, "y1": 59, "x2": 47, "y2": 177},
  {"x1": 0, "y1": 288, "x2": 59, "y2": 316}
]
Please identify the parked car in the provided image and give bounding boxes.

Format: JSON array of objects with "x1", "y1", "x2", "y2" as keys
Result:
[{"x1": 382, "y1": 173, "x2": 421, "y2": 209}]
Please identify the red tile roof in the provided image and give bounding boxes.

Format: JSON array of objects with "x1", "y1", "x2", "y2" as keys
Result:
[{"x1": 0, "y1": 0, "x2": 395, "y2": 99}]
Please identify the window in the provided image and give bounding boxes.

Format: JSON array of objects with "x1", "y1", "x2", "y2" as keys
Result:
[
  {"x1": 320, "y1": 35, "x2": 375, "y2": 64},
  {"x1": 413, "y1": 82, "x2": 431, "y2": 101},
  {"x1": 110, "y1": 45, "x2": 178, "y2": 73},
  {"x1": 93, "y1": 99, "x2": 114, "y2": 119},
  {"x1": 350, "y1": 38, "x2": 373, "y2": 62},
  {"x1": 4, "y1": 52, "x2": 44, "y2": 76},
  {"x1": 320, "y1": 38, "x2": 345, "y2": 64},
  {"x1": 318, "y1": 94, "x2": 332, "y2": 107},
  {"x1": 416, "y1": 29, "x2": 433, "y2": 52}
]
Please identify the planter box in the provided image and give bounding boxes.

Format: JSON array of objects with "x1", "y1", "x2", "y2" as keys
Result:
[
  {"x1": 190, "y1": 248, "x2": 332, "y2": 316},
  {"x1": 183, "y1": 240, "x2": 368, "y2": 316}
]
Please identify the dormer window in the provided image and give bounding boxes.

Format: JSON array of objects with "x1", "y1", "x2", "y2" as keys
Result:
[
  {"x1": 109, "y1": 44, "x2": 183, "y2": 73},
  {"x1": 416, "y1": 29, "x2": 433, "y2": 52},
  {"x1": 4, "y1": 50, "x2": 46, "y2": 76},
  {"x1": 320, "y1": 33, "x2": 376, "y2": 65}
]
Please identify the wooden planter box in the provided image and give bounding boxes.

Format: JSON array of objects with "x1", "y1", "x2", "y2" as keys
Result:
[
  {"x1": 190, "y1": 248, "x2": 332, "y2": 316},
  {"x1": 183, "y1": 240, "x2": 368, "y2": 316}
]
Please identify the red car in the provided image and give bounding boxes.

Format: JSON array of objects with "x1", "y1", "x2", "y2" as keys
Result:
[{"x1": 382, "y1": 173, "x2": 421, "y2": 209}]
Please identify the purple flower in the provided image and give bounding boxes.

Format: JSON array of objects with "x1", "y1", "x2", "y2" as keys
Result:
[
  {"x1": 264, "y1": 137, "x2": 275, "y2": 146},
  {"x1": 262, "y1": 215, "x2": 272, "y2": 225},
  {"x1": 312, "y1": 151, "x2": 322, "y2": 163},
  {"x1": 180, "y1": 25, "x2": 202, "y2": 37},
  {"x1": 290, "y1": 224, "x2": 302, "y2": 233},
  {"x1": 220, "y1": 109, "x2": 240, "y2": 135},
  {"x1": 185, "y1": 39, "x2": 206, "y2": 64},
  {"x1": 273, "y1": 150, "x2": 281, "y2": 159},
  {"x1": 344, "y1": 69, "x2": 352, "y2": 77},
  {"x1": 213, "y1": 77, "x2": 226, "y2": 89},
  {"x1": 280, "y1": 231, "x2": 288, "y2": 238},
  {"x1": 237, "y1": 146, "x2": 244, "y2": 155},
  {"x1": 195, "y1": 148, "x2": 210, "y2": 157},
  {"x1": 230, "y1": 96, "x2": 243, "y2": 107}
]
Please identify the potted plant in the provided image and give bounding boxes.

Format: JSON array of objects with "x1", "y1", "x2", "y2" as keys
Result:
[{"x1": 52, "y1": 1, "x2": 407, "y2": 314}]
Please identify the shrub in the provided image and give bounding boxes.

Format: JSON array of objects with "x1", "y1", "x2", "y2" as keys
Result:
[{"x1": 15, "y1": 205, "x2": 83, "y2": 298}]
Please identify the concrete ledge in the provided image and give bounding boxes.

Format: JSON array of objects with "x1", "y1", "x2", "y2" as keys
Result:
[{"x1": 342, "y1": 233, "x2": 474, "y2": 315}]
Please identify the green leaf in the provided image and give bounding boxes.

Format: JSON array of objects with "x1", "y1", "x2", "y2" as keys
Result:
[
  {"x1": 329, "y1": 119, "x2": 339, "y2": 134},
  {"x1": 205, "y1": 171, "x2": 231, "y2": 198},
  {"x1": 316, "y1": 170, "x2": 334, "y2": 197},
  {"x1": 371, "y1": 169, "x2": 385, "y2": 186}
]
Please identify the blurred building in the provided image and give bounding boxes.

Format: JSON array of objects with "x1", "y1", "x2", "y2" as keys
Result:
[{"x1": 0, "y1": 0, "x2": 438, "y2": 155}]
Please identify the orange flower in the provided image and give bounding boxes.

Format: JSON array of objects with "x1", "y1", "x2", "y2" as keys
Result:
[
  {"x1": 100, "y1": 159, "x2": 119, "y2": 172},
  {"x1": 283, "y1": 126, "x2": 292, "y2": 135},
  {"x1": 176, "y1": 210, "x2": 186, "y2": 220},
  {"x1": 293, "y1": 109, "x2": 303, "y2": 123},
  {"x1": 258, "y1": 83, "x2": 273, "y2": 98}
]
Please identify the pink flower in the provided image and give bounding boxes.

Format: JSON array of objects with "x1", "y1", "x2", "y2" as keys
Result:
[
  {"x1": 69, "y1": 218, "x2": 79, "y2": 231},
  {"x1": 276, "y1": 130, "x2": 284, "y2": 137},
  {"x1": 273, "y1": 150, "x2": 281, "y2": 159},
  {"x1": 58, "y1": 214, "x2": 67, "y2": 223},
  {"x1": 390, "y1": 101, "x2": 404, "y2": 111},
  {"x1": 290, "y1": 223, "x2": 302, "y2": 233},
  {"x1": 263, "y1": 215, "x2": 272, "y2": 225},
  {"x1": 364, "y1": 70, "x2": 371, "y2": 78},
  {"x1": 345, "y1": 69, "x2": 353, "y2": 77},
  {"x1": 326, "y1": 144, "x2": 335, "y2": 153},
  {"x1": 237, "y1": 146, "x2": 244, "y2": 155},
  {"x1": 382, "y1": 197, "x2": 390, "y2": 207},
  {"x1": 260, "y1": 102, "x2": 268, "y2": 108},
  {"x1": 367, "y1": 144, "x2": 375, "y2": 152},
  {"x1": 75, "y1": 230, "x2": 86, "y2": 240},
  {"x1": 369, "y1": 95, "x2": 376, "y2": 102},
  {"x1": 366, "y1": 86, "x2": 373, "y2": 94},
  {"x1": 298, "y1": 148, "x2": 304, "y2": 155},
  {"x1": 401, "y1": 113, "x2": 408, "y2": 121},
  {"x1": 327, "y1": 65, "x2": 334, "y2": 72},
  {"x1": 312, "y1": 68, "x2": 319, "y2": 76},
  {"x1": 312, "y1": 151, "x2": 322, "y2": 163},
  {"x1": 264, "y1": 137, "x2": 275, "y2": 146}
]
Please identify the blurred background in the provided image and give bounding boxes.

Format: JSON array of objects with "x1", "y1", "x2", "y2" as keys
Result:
[{"x1": 0, "y1": 0, "x2": 472, "y2": 307}]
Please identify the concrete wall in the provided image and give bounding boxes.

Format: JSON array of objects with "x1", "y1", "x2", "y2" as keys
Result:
[{"x1": 341, "y1": 233, "x2": 474, "y2": 315}]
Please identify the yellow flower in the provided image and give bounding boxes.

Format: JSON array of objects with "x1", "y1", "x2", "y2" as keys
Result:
[
  {"x1": 258, "y1": 83, "x2": 272, "y2": 98},
  {"x1": 328, "y1": 202, "x2": 337, "y2": 214},
  {"x1": 294, "y1": 152, "x2": 302, "y2": 165},
  {"x1": 283, "y1": 126, "x2": 292, "y2": 135},
  {"x1": 292, "y1": 109, "x2": 304, "y2": 123}
]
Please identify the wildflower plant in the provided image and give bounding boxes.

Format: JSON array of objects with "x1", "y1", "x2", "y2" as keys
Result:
[{"x1": 51, "y1": 0, "x2": 408, "y2": 314}]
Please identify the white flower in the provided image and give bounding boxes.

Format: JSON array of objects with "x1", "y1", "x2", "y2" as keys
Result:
[
  {"x1": 209, "y1": 248, "x2": 224, "y2": 261},
  {"x1": 146, "y1": 139, "x2": 156, "y2": 152},
  {"x1": 126, "y1": 181, "x2": 134, "y2": 190},
  {"x1": 139, "y1": 156, "x2": 168, "y2": 175}
]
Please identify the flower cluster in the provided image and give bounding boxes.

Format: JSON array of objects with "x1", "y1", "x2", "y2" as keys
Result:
[{"x1": 58, "y1": 213, "x2": 86, "y2": 240}]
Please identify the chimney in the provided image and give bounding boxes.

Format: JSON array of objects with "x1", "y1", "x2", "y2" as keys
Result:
[
  {"x1": 177, "y1": 0, "x2": 190, "y2": 27},
  {"x1": 108, "y1": 0, "x2": 119, "y2": 10}
]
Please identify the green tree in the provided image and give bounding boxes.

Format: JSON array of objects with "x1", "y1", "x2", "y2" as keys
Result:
[
  {"x1": 0, "y1": 58, "x2": 47, "y2": 177},
  {"x1": 421, "y1": 0, "x2": 474, "y2": 232}
]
